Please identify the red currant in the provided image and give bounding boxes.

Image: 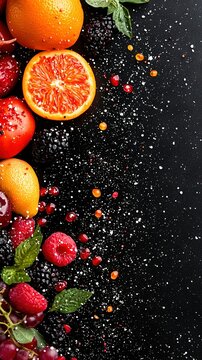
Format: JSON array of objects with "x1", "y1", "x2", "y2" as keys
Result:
[
  {"x1": 40, "y1": 187, "x2": 48, "y2": 197},
  {"x1": 65, "y1": 212, "x2": 78, "y2": 222},
  {"x1": 46, "y1": 203, "x2": 56, "y2": 215},
  {"x1": 92, "y1": 256, "x2": 102, "y2": 266},
  {"x1": 123, "y1": 84, "x2": 133, "y2": 93},
  {"x1": 78, "y1": 233, "x2": 89, "y2": 243},
  {"x1": 37, "y1": 218, "x2": 47, "y2": 227},
  {"x1": 63, "y1": 324, "x2": 72, "y2": 333},
  {"x1": 80, "y1": 248, "x2": 91, "y2": 260},
  {"x1": 112, "y1": 191, "x2": 119, "y2": 199},
  {"x1": 48, "y1": 186, "x2": 59, "y2": 196},
  {"x1": 38, "y1": 201, "x2": 46, "y2": 212},
  {"x1": 54, "y1": 281, "x2": 67, "y2": 292},
  {"x1": 110, "y1": 74, "x2": 120, "y2": 86}
]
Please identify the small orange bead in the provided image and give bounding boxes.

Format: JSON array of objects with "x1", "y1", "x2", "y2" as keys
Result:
[
  {"x1": 106, "y1": 306, "x2": 113, "y2": 313},
  {"x1": 94, "y1": 209, "x2": 103, "y2": 219},
  {"x1": 127, "y1": 44, "x2": 133, "y2": 51},
  {"x1": 99, "y1": 122, "x2": 107, "y2": 131},
  {"x1": 92, "y1": 188, "x2": 101, "y2": 198},
  {"x1": 150, "y1": 70, "x2": 158, "y2": 77},
  {"x1": 135, "y1": 53, "x2": 144, "y2": 61},
  {"x1": 111, "y1": 271, "x2": 119, "y2": 280}
]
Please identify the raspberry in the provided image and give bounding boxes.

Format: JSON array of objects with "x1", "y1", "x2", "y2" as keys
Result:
[
  {"x1": 9, "y1": 217, "x2": 35, "y2": 248},
  {"x1": 42, "y1": 232, "x2": 77, "y2": 267},
  {"x1": 9, "y1": 283, "x2": 48, "y2": 315}
]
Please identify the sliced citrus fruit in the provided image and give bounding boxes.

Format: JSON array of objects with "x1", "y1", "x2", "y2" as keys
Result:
[
  {"x1": 22, "y1": 50, "x2": 96, "y2": 121},
  {"x1": 0, "y1": 158, "x2": 39, "y2": 218}
]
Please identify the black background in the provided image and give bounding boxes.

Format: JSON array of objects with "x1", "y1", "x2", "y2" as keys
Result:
[{"x1": 3, "y1": 0, "x2": 202, "y2": 359}]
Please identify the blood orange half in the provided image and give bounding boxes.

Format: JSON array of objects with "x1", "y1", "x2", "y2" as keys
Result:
[{"x1": 22, "y1": 50, "x2": 96, "y2": 121}]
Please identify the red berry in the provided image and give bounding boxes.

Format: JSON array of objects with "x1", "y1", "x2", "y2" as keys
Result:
[
  {"x1": 0, "y1": 339, "x2": 17, "y2": 360},
  {"x1": 9, "y1": 217, "x2": 35, "y2": 248},
  {"x1": 0, "y1": 21, "x2": 16, "y2": 53},
  {"x1": 46, "y1": 203, "x2": 56, "y2": 215},
  {"x1": 15, "y1": 349, "x2": 29, "y2": 360},
  {"x1": 92, "y1": 256, "x2": 102, "y2": 266},
  {"x1": 42, "y1": 232, "x2": 77, "y2": 267},
  {"x1": 63, "y1": 324, "x2": 72, "y2": 334},
  {"x1": 24, "y1": 312, "x2": 44, "y2": 328},
  {"x1": 37, "y1": 218, "x2": 47, "y2": 227},
  {"x1": 57, "y1": 357, "x2": 66, "y2": 360},
  {"x1": 54, "y1": 281, "x2": 67, "y2": 292},
  {"x1": 38, "y1": 201, "x2": 46, "y2": 212},
  {"x1": 0, "y1": 54, "x2": 19, "y2": 97},
  {"x1": 9, "y1": 283, "x2": 48, "y2": 315},
  {"x1": 40, "y1": 187, "x2": 48, "y2": 197},
  {"x1": 39, "y1": 346, "x2": 58, "y2": 360},
  {"x1": 24, "y1": 337, "x2": 37, "y2": 350},
  {"x1": 48, "y1": 186, "x2": 59, "y2": 196},
  {"x1": 65, "y1": 212, "x2": 77, "y2": 223},
  {"x1": 112, "y1": 191, "x2": 119, "y2": 199},
  {"x1": 123, "y1": 84, "x2": 133, "y2": 93},
  {"x1": 78, "y1": 233, "x2": 89, "y2": 243},
  {"x1": 70, "y1": 358, "x2": 78, "y2": 360},
  {"x1": 0, "y1": 191, "x2": 12, "y2": 228},
  {"x1": 80, "y1": 248, "x2": 91, "y2": 260},
  {"x1": 110, "y1": 74, "x2": 119, "y2": 86}
]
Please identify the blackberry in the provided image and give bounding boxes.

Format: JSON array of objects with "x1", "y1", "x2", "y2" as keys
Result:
[
  {"x1": 0, "y1": 230, "x2": 14, "y2": 269},
  {"x1": 32, "y1": 127, "x2": 69, "y2": 164},
  {"x1": 37, "y1": 312, "x2": 71, "y2": 356},
  {"x1": 28, "y1": 260, "x2": 66, "y2": 296},
  {"x1": 82, "y1": 15, "x2": 114, "y2": 58}
]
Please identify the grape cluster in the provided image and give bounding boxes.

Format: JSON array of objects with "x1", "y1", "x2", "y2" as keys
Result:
[{"x1": 0, "y1": 281, "x2": 61, "y2": 360}]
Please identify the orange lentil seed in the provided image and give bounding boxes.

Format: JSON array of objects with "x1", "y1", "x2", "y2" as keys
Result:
[
  {"x1": 106, "y1": 306, "x2": 113, "y2": 313},
  {"x1": 150, "y1": 70, "x2": 158, "y2": 77},
  {"x1": 99, "y1": 122, "x2": 107, "y2": 131},
  {"x1": 127, "y1": 44, "x2": 133, "y2": 51},
  {"x1": 135, "y1": 53, "x2": 144, "y2": 61},
  {"x1": 92, "y1": 188, "x2": 101, "y2": 198},
  {"x1": 94, "y1": 209, "x2": 103, "y2": 218},
  {"x1": 111, "y1": 270, "x2": 119, "y2": 280}
]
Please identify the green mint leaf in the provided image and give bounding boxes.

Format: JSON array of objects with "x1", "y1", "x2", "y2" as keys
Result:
[
  {"x1": 1, "y1": 267, "x2": 31, "y2": 285},
  {"x1": 85, "y1": 0, "x2": 109, "y2": 7},
  {"x1": 50, "y1": 288, "x2": 93, "y2": 314},
  {"x1": 14, "y1": 225, "x2": 43, "y2": 269},
  {"x1": 120, "y1": 0, "x2": 150, "y2": 3},
  {"x1": 113, "y1": 4, "x2": 132, "y2": 38},
  {"x1": 12, "y1": 325, "x2": 35, "y2": 344},
  {"x1": 29, "y1": 328, "x2": 47, "y2": 349}
]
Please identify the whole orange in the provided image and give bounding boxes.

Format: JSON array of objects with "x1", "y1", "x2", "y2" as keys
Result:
[{"x1": 6, "y1": 0, "x2": 84, "y2": 50}]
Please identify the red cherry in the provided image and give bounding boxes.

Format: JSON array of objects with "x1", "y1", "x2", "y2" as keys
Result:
[
  {"x1": 65, "y1": 212, "x2": 78, "y2": 223},
  {"x1": 24, "y1": 337, "x2": 37, "y2": 350},
  {"x1": 15, "y1": 349, "x2": 29, "y2": 359},
  {"x1": 80, "y1": 248, "x2": 91, "y2": 260},
  {"x1": 78, "y1": 233, "x2": 89, "y2": 243},
  {"x1": 63, "y1": 324, "x2": 72, "y2": 334},
  {"x1": 46, "y1": 203, "x2": 56, "y2": 215},
  {"x1": 38, "y1": 346, "x2": 58, "y2": 360},
  {"x1": 110, "y1": 74, "x2": 120, "y2": 86},
  {"x1": 48, "y1": 186, "x2": 59, "y2": 196},
  {"x1": 0, "y1": 339, "x2": 17, "y2": 360},
  {"x1": 54, "y1": 281, "x2": 67, "y2": 292},
  {"x1": 123, "y1": 84, "x2": 133, "y2": 93},
  {"x1": 40, "y1": 187, "x2": 48, "y2": 197},
  {"x1": 92, "y1": 256, "x2": 102, "y2": 266}
]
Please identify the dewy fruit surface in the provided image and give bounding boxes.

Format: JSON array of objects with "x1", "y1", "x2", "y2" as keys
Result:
[
  {"x1": 22, "y1": 50, "x2": 96, "y2": 121},
  {"x1": 6, "y1": 0, "x2": 84, "y2": 50},
  {"x1": 0, "y1": 158, "x2": 39, "y2": 217}
]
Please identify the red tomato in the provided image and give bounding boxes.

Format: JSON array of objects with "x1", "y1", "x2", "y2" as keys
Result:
[{"x1": 0, "y1": 96, "x2": 36, "y2": 159}]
